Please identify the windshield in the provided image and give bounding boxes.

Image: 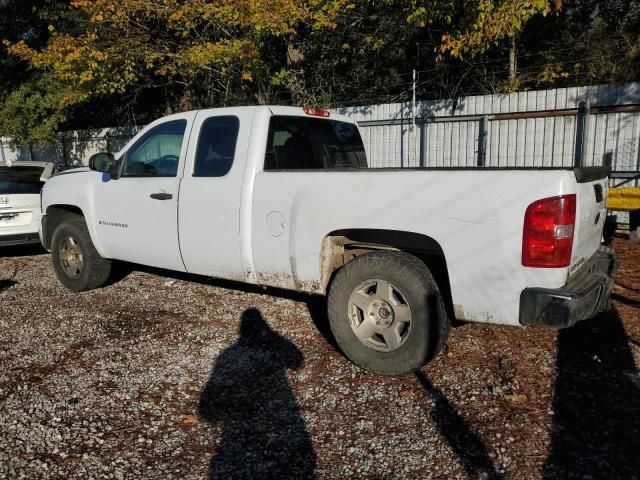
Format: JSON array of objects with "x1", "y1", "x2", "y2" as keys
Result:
[{"x1": 0, "y1": 166, "x2": 45, "y2": 195}]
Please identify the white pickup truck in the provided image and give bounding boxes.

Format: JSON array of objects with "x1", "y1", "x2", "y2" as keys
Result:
[{"x1": 40, "y1": 106, "x2": 616, "y2": 374}]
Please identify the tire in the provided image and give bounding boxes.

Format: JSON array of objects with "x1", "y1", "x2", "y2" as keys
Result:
[
  {"x1": 327, "y1": 251, "x2": 450, "y2": 375},
  {"x1": 51, "y1": 217, "x2": 111, "y2": 292}
]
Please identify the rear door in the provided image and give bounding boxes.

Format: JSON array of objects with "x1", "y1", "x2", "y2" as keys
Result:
[{"x1": 178, "y1": 107, "x2": 255, "y2": 280}]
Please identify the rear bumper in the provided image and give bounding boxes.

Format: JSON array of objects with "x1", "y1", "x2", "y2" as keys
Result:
[
  {"x1": 519, "y1": 246, "x2": 617, "y2": 328},
  {"x1": 0, "y1": 232, "x2": 41, "y2": 247}
]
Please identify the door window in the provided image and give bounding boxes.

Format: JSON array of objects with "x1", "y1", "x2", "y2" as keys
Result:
[
  {"x1": 124, "y1": 120, "x2": 187, "y2": 177},
  {"x1": 193, "y1": 116, "x2": 240, "y2": 177}
]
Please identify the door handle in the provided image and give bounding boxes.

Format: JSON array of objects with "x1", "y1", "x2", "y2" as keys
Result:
[{"x1": 150, "y1": 192, "x2": 173, "y2": 200}]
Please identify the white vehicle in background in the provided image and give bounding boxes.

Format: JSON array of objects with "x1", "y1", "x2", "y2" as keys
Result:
[
  {"x1": 0, "y1": 161, "x2": 54, "y2": 247},
  {"x1": 39, "y1": 106, "x2": 616, "y2": 375}
]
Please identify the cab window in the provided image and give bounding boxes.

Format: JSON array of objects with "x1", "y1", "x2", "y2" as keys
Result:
[
  {"x1": 124, "y1": 120, "x2": 187, "y2": 177},
  {"x1": 264, "y1": 116, "x2": 367, "y2": 170},
  {"x1": 193, "y1": 116, "x2": 240, "y2": 177}
]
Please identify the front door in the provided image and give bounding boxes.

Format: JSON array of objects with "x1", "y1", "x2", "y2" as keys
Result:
[{"x1": 93, "y1": 113, "x2": 195, "y2": 271}]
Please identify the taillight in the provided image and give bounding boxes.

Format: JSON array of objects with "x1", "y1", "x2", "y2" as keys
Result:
[
  {"x1": 303, "y1": 107, "x2": 330, "y2": 117},
  {"x1": 522, "y1": 194, "x2": 576, "y2": 268}
]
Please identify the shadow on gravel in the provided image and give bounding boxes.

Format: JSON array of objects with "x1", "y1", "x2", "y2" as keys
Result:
[
  {"x1": 0, "y1": 279, "x2": 17, "y2": 292},
  {"x1": 615, "y1": 281, "x2": 640, "y2": 294},
  {"x1": 0, "y1": 244, "x2": 46, "y2": 258},
  {"x1": 102, "y1": 260, "x2": 136, "y2": 287},
  {"x1": 611, "y1": 293, "x2": 640, "y2": 308},
  {"x1": 543, "y1": 309, "x2": 640, "y2": 479},
  {"x1": 198, "y1": 308, "x2": 315, "y2": 479},
  {"x1": 415, "y1": 371, "x2": 504, "y2": 480},
  {"x1": 113, "y1": 263, "x2": 338, "y2": 348}
]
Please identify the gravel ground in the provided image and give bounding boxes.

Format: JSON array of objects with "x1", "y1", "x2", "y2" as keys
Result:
[{"x1": 0, "y1": 238, "x2": 639, "y2": 480}]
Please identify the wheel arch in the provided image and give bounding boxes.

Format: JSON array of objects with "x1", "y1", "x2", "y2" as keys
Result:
[
  {"x1": 320, "y1": 229, "x2": 454, "y2": 319},
  {"x1": 43, "y1": 205, "x2": 86, "y2": 250}
]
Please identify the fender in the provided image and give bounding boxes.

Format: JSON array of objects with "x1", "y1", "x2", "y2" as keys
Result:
[{"x1": 42, "y1": 169, "x2": 108, "y2": 258}]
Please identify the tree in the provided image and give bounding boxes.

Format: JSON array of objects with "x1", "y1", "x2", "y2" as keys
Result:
[
  {"x1": 525, "y1": 0, "x2": 640, "y2": 88},
  {"x1": 0, "y1": 1, "x2": 351, "y2": 143},
  {"x1": 434, "y1": 0, "x2": 562, "y2": 89},
  {"x1": 0, "y1": 0, "x2": 73, "y2": 146},
  {"x1": 4, "y1": 1, "x2": 348, "y2": 130},
  {"x1": 1, "y1": 0, "x2": 638, "y2": 146}
]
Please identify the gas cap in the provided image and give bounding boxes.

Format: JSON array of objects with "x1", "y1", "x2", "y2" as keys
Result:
[{"x1": 266, "y1": 211, "x2": 286, "y2": 237}]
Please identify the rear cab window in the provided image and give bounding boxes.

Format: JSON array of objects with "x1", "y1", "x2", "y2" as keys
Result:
[
  {"x1": 264, "y1": 116, "x2": 367, "y2": 170},
  {"x1": 0, "y1": 166, "x2": 45, "y2": 194}
]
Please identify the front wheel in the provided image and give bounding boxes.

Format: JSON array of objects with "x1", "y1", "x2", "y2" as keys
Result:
[
  {"x1": 51, "y1": 217, "x2": 111, "y2": 292},
  {"x1": 327, "y1": 251, "x2": 450, "y2": 375}
]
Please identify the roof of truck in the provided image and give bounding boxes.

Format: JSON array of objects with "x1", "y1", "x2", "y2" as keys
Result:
[
  {"x1": 265, "y1": 106, "x2": 355, "y2": 124},
  {"x1": 173, "y1": 105, "x2": 356, "y2": 125}
]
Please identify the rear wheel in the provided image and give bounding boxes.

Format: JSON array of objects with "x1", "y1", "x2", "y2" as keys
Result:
[
  {"x1": 327, "y1": 251, "x2": 450, "y2": 375},
  {"x1": 51, "y1": 217, "x2": 111, "y2": 292}
]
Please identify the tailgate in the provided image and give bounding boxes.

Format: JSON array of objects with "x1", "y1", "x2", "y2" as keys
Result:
[
  {"x1": 570, "y1": 167, "x2": 609, "y2": 275},
  {"x1": 0, "y1": 194, "x2": 40, "y2": 230}
]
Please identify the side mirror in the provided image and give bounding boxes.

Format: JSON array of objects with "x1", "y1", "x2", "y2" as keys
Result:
[{"x1": 88, "y1": 152, "x2": 117, "y2": 176}]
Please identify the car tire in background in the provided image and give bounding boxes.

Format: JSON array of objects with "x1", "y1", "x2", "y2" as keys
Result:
[
  {"x1": 327, "y1": 251, "x2": 450, "y2": 375},
  {"x1": 51, "y1": 217, "x2": 111, "y2": 292}
]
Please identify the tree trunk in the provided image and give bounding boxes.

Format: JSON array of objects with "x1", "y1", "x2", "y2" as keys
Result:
[
  {"x1": 509, "y1": 36, "x2": 518, "y2": 81},
  {"x1": 287, "y1": 43, "x2": 306, "y2": 106}
]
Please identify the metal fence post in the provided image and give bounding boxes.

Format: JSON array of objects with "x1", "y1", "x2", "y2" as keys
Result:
[
  {"x1": 61, "y1": 134, "x2": 68, "y2": 169},
  {"x1": 477, "y1": 115, "x2": 488, "y2": 166},
  {"x1": 419, "y1": 121, "x2": 426, "y2": 167},
  {"x1": 574, "y1": 100, "x2": 589, "y2": 168}
]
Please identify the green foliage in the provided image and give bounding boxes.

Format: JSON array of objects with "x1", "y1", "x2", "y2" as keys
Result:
[
  {"x1": 0, "y1": 75, "x2": 77, "y2": 146},
  {"x1": 300, "y1": 0, "x2": 426, "y2": 106},
  {"x1": 516, "y1": 0, "x2": 640, "y2": 88},
  {"x1": 0, "y1": 0, "x2": 638, "y2": 146},
  {"x1": 439, "y1": 0, "x2": 560, "y2": 58}
]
